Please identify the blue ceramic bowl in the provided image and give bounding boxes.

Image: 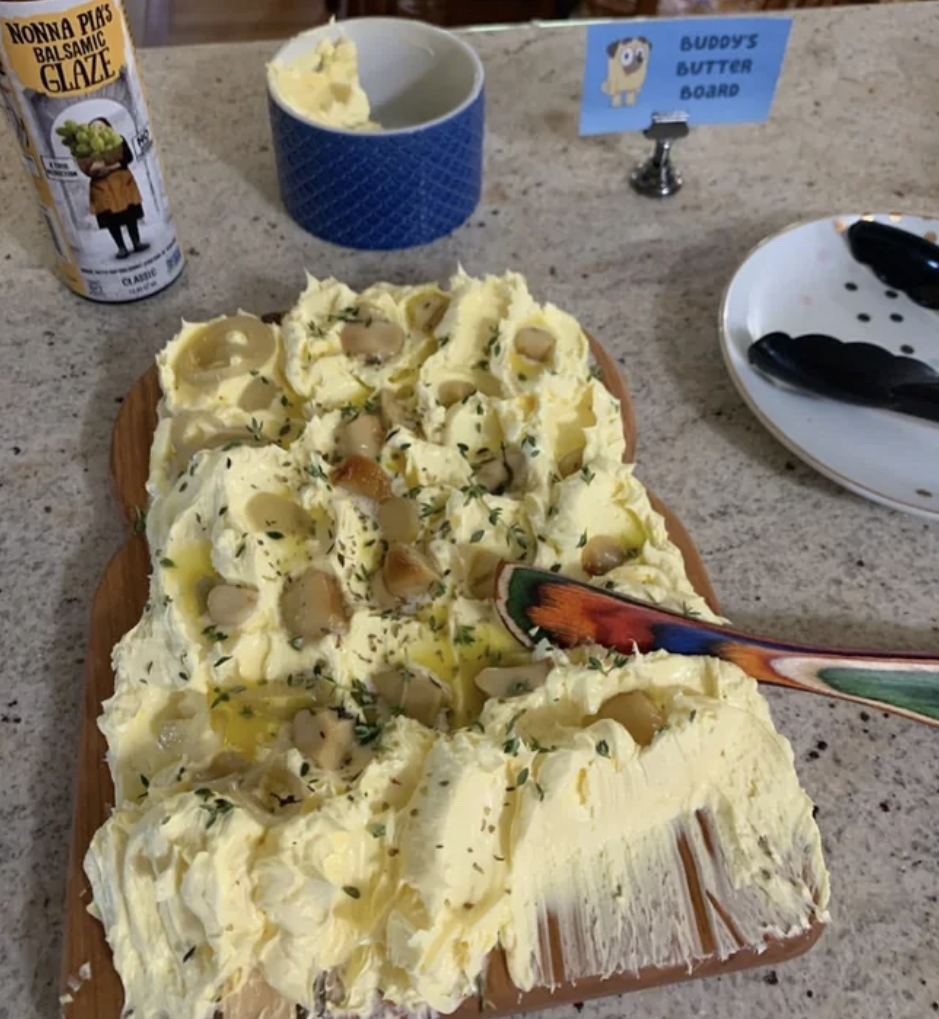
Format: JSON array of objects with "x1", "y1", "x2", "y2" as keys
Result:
[{"x1": 268, "y1": 19, "x2": 485, "y2": 250}]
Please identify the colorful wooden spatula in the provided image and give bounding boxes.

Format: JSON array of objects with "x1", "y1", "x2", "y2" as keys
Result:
[{"x1": 494, "y1": 563, "x2": 939, "y2": 729}]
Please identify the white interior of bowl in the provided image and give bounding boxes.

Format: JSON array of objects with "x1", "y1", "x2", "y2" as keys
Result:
[{"x1": 270, "y1": 18, "x2": 484, "y2": 133}]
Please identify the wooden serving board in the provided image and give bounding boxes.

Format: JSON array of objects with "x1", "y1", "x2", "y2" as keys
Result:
[{"x1": 61, "y1": 326, "x2": 818, "y2": 1019}]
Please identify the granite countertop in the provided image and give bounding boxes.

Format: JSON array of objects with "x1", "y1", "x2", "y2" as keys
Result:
[{"x1": 2, "y1": 5, "x2": 938, "y2": 1018}]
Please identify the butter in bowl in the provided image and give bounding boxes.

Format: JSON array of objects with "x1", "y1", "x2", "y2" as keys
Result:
[{"x1": 267, "y1": 19, "x2": 485, "y2": 250}]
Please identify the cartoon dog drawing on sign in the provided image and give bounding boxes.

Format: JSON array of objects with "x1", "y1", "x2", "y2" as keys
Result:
[{"x1": 601, "y1": 38, "x2": 652, "y2": 107}]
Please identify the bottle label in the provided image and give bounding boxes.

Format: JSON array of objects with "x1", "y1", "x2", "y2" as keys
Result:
[{"x1": 0, "y1": 0, "x2": 184, "y2": 301}]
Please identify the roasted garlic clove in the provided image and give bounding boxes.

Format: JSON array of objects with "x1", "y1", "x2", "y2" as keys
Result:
[
  {"x1": 581, "y1": 535, "x2": 628, "y2": 577},
  {"x1": 474, "y1": 660, "x2": 552, "y2": 699},
  {"x1": 339, "y1": 413, "x2": 384, "y2": 460},
  {"x1": 237, "y1": 375, "x2": 279, "y2": 413},
  {"x1": 408, "y1": 292, "x2": 449, "y2": 333},
  {"x1": 340, "y1": 319, "x2": 404, "y2": 363},
  {"x1": 557, "y1": 446, "x2": 585, "y2": 478},
  {"x1": 331, "y1": 455, "x2": 393, "y2": 501},
  {"x1": 466, "y1": 549, "x2": 501, "y2": 600},
  {"x1": 206, "y1": 584, "x2": 259, "y2": 627},
  {"x1": 595, "y1": 690, "x2": 664, "y2": 747},
  {"x1": 378, "y1": 496, "x2": 420, "y2": 544},
  {"x1": 379, "y1": 383, "x2": 415, "y2": 427},
  {"x1": 244, "y1": 492, "x2": 312, "y2": 534},
  {"x1": 292, "y1": 708, "x2": 355, "y2": 771},
  {"x1": 475, "y1": 456, "x2": 510, "y2": 494},
  {"x1": 504, "y1": 448, "x2": 526, "y2": 488},
  {"x1": 281, "y1": 569, "x2": 348, "y2": 640},
  {"x1": 438, "y1": 380, "x2": 476, "y2": 408},
  {"x1": 223, "y1": 970, "x2": 295, "y2": 1019},
  {"x1": 175, "y1": 316, "x2": 276, "y2": 386},
  {"x1": 382, "y1": 543, "x2": 440, "y2": 601},
  {"x1": 515, "y1": 326, "x2": 555, "y2": 363},
  {"x1": 168, "y1": 412, "x2": 252, "y2": 475},
  {"x1": 372, "y1": 667, "x2": 451, "y2": 727}
]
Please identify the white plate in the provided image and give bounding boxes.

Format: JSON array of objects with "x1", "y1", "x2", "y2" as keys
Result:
[{"x1": 719, "y1": 213, "x2": 939, "y2": 518}]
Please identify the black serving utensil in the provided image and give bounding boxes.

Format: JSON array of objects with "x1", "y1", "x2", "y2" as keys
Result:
[
  {"x1": 847, "y1": 220, "x2": 939, "y2": 309},
  {"x1": 749, "y1": 332, "x2": 939, "y2": 424}
]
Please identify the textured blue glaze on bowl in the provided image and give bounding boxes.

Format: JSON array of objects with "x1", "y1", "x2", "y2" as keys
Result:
[{"x1": 268, "y1": 19, "x2": 485, "y2": 250}]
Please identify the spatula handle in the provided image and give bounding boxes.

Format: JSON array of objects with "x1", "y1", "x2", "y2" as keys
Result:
[
  {"x1": 727, "y1": 645, "x2": 939, "y2": 728},
  {"x1": 495, "y1": 564, "x2": 939, "y2": 731}
]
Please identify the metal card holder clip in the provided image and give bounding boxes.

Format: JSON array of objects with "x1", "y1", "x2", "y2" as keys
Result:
[{"x1": 630, "y1": 111, "x2": 689, "y2": 198}]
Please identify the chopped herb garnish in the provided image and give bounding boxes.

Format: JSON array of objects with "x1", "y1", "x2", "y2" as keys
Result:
[
  {"x1": 369, "y1": 823, "x2": 386, "y2": 838},
  {"x1": 503, "y1": 737, "x2": 520, "y2": 756},
  {"x1": 454, "y1": 624, "x2": 476, "y2": 646},
  {"x1": 577, "y1": 530, "x2": 588, "y2": 548},
  {"x1": 266, "y1": 530, "x2": 284, "y2": 540},
  {"x1": 306, "y1": 462, "x2": 328, "y2": 481},
  {"x1": 516, "y1": 767, "x2": 529, "y2": 786},
  {"x1": 355, "y1": 720, "x2": 383, "y2": 746},
  {"x1": 329, "y1": 306, "x2": 361, "y2": 324},
  {"x1": 505, "y1": 710, "x2": 524, "y2": 735},
  {"x1": 214, "y1": 656, "x2": 232, "y2": 668},
  {"x1": 200, "y1": 797, "x2": 235, "y2": 829},
  {"x1": 182, "y1": 946, "x2": 196, "y2": 962},
  {"x1": 581, "y1": 465, "x2": 595, "y2": 485},
  {"x1": 470, "y1": 529, "x2": 485, "y2": 544},
  {"x1": 596, "y1": 739, "x2": 611, "y2": 758},
  {"x1": 289, "y1": 636, "x2": 303, "y2": 650},
  {"x1": 534, "y1": 781, "x2": 546, "y2": 801},
  {"x1": 300, "y1": 761, "x2": 311, "y2": 777},
  {"x1": 507, "y1": 524, "x2": 529, "y2": 550},
  {"x1": 159, "y1": 557, "x2": 175, "y2": 568},
  {"x1": 689, "y1": 709, "x2": 697, "y2": 723},
  {"x1": 342, "y1": 885, "x2": 362, "y2": 899},
  {"x1": 133, "y1": 506, "x2": 147, "y2": 535}
]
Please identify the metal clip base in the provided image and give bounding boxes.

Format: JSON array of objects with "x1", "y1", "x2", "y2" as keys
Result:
[
  {"x1": 630, "y1": 144, "x2": 683, "y2": 198},
  {"x1": 630, "y1": 112, "x2": 689, "y2": 199}
]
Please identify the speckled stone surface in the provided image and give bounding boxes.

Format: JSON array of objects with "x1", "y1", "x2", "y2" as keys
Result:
[{"x1": 2, "y1": 6, "x2": 939, "y2": 1018}]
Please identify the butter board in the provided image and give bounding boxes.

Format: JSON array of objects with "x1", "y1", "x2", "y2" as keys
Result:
[{"x1": 62, "y1": 325, "x2": 820, "y2": 1019}]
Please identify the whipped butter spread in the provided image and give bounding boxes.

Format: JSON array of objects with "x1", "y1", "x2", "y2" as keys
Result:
[
  {"x1": 268, "y1": 35, "x2": 378, "y2": 131},
  {"x1": 85, "y1": 271, "x2": 829, "y2": 1019}
]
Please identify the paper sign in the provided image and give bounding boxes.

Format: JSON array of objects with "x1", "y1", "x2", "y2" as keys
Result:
[{"x1": 579, "y1": 16, "x2": 791, "y2": 136}]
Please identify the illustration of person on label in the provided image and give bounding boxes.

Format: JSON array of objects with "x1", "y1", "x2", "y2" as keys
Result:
[
  {"x1": 69, "y1": 117, "x2": 149, "y2": 260},
  {"x1": 601, "y1": 38, "x2": 653, "y2": 108}
]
